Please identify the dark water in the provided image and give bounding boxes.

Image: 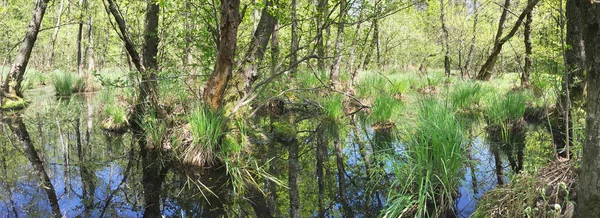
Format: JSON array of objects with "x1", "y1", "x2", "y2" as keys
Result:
[{"x1": 0, "y1": 87, "x2": 527, "y2": 217}]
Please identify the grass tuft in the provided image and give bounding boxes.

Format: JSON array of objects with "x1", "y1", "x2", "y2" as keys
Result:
[
  {"x1": 185, "y1": 106, "x2": 227, "y2": 166},
  {"x1": 384, "y1": 99, "x2": 463, "y2": 217}
]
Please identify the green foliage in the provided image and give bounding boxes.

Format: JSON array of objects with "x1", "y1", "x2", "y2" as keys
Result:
[
  {"x1": 185, "y1": 106, "x2": 227, "y2": 166},
  {"x1": 449, "y1": 81, "x2": 483, "y2": 110},
  {"x1": 322, "y1": 95, "x2": 344, "y2": 120},
  {"x1": 384, "y1": 99, "x2": 463, "y2": 217},
  {"x1": 357, "y1": 73, "x2": 387, "y2": 98},
  {"x1": 142, "y1": 110, "x2": 167, "y2": 147},
  {"x1": 485, "y1": 90, "x2": 531, "y2": 126},
  {"x1": 370, "y1": 94, "x2": 402, "y2": 123},
  {"x1": 51, "y1": 71, "x2": 84, "y2": 96}
]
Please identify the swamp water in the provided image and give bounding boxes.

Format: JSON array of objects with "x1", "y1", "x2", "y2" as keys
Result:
[{"x1": 0, "y1": 87, "x2": 546, "y2": 217}]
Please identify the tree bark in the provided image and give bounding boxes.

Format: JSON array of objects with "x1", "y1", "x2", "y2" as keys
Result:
[
  {"x1": 48, "y1": 0, "x2": 65, "y2": 68},
  {"x1": 363, "y1": 7, "x2": 380, "y2": 70},
  {"x1": 290, "y1": 0, "x2": 299, "y2": 77},
  {"x1": 240, "y1": 0, "x2": 277, "y2": 92},
  {"x1": 349, "y1": 1, "x2": 365, "y2": 85},
  {"x1": 564, "y1": 0, "x2": 585, "y2": 101},
  {"x1": 330, "y1": 0, "x2": 347, "y2": 87},
  {"x1": 316, "y1": 0, "x2": 328, "y2": 72},
  {"x1": 87, "y1": 7, "x2": 95, "y2": 77},
  {"x1": 2, "y1": 0, "x2": 50, "y2": 100},
  {"x1": 575, "y1": 3, "x2": 600, "y2": 217},
  {"x1": 203, "y1": 0, "x2": 241, "y2": 111},
  {"x1": 77, "y1": 0, "x2": 88, "y2": 76},
  {"x1": 522, "y1": 0, "x2": 533, "y2": 87},
  {"x1": 440, "y1": 0, "x2": 451, "y2": 77},
  {"x1": 476, "y1": 0, "x2": 540, "y2": 80}
]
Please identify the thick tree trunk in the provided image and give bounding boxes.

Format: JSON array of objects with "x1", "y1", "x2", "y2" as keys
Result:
[
  {"x1": 476, "y1": 0, "x2": 540, "y2": 80},
  {"x1": 330, "y1": 0, "x2": 347, "y2": 87},
  {"x1": 240, "y1": 0, "x2": 277, "y2": 92},
  {"x1": 2, "y1": 0, "x2": 50, "y2": 100},
  {"x1": 575, "y1": 3, "x2": 600, "y2": 217},
  {"x1": 316, "y1": 0, "x2": 328, "y2": 72},
  {"x1": 203, "y1": 0, "x2": 241, "y2": 111},
  {"x1": 3, "y1": 116, "x2": 62, "y2": 218},
  {"x1": 48, "y1": 0, "x2": 65, "y2": 68},
  {"x1": 440, "y1": 0, "x2": 451, "y2": 77},
  {"x1": 564, "y1": 0, "x2": 585, "y2": 101},
  {"x1": 522, "y1": 0, "x2": 533, "y2": 87},
  {"x1": 290, "y1": 0, "x2": 299, "y2": 77}
]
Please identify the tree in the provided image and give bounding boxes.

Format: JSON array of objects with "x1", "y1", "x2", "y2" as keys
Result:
[
  {"x1": 522, "y1": 0, "x2": 533, "y2": 87},
  {"x1": 330, "y1": 0, "x2": 348, "y2": 87},
  {"x1": 203, "y1": 0, "x2": 241, "y2": 111},
  {"x1": 2, "y1": 0, "x2": 51, "y2": 104},
  {"x1": 476, "y1": 0, "x2": 540, "y2": 80},
  {"x1": 440, "y1": 0, "x2": 451, "y2": 77},
  {"x1": 576, "y1": 3, "x2": 600, "y2": 217}
]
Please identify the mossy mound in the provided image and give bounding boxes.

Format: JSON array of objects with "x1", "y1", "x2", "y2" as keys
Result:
[{"x1": 1, "y1": 98, "x2": 30, "y2": 110}]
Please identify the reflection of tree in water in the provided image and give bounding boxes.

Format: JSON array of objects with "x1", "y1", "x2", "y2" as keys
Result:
[{"x1": 2, "y1": 115, "x2": 62, "y2": 217}]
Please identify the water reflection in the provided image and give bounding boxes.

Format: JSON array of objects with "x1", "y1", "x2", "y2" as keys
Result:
[{"x1": 0, "y1": 88, "x2": 548, "y2": 217}]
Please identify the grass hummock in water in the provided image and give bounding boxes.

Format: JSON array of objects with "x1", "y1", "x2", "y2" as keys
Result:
[
  {"x1": 184, "y1": 106, "x2": 227, "y2": 167},
  {"x1": 51, "y1": 71, "x2": 85, "y2": 96},
  {"x1": 384, "y1": 99, "x2": 464, "y2": 217}
]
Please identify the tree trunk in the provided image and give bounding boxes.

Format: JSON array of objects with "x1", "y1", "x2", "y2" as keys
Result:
[
  {"x1": 2, "y1": 0, "x2": 50, "y2": 100},
  {"x1": 290, "y1": 0, "x2": 299, "y2": 77},
  {"x1": 330, "y1": 0, "x2": 347, "y2": 87},
  {"x1": 522, "y1": 0, "x2": 533, "y2": 87},
  {"x1": 363, "y1": 12, "x2": 380, "y2": 70},
  {"x1": 271, "y1": 21, "x2": 279, "y2": 75},
  {"x1": 240, "y1": 0, "x2": 277, "y2": 92},
  {"x1": 87, "y1": 8, "x2": 95, "y2": 77},
  {"x1": 575, "y1": 3, "x2": 600, "y2": 217},
  {"x1": 349, "y1": 1, "x2": 365, "y2": 85},
  {"x1": 3, "y1": 116, "x2": 62, "y2": 218},
  {"x1": 316, "y1": 0, "x2": 328, "y2": 72},
  {"x1": 334, "y1": 138, "x2": 353, "y2": 217},
  {"x1": 564, "y1": 0, "x2": 585, "y2": 101},
  {"x1": 440, "y1": 0, "x2": 451, "y2": 77},
  {"x1": 476, "y1": 0, "x2": 540, "y2": 80},
  {"x1": 203, "y1": 0, "x2": 241, "y2": 111},
  {"x1": 100, "y1": 19, "x2": 109, "y2": 70},
  {"x1": 464, "y1": 0, "x2": 478, "y2": 78},
  {"x1": 77, "y1": 0, "x2": 87, "y2": 76},
  {"x1": 289, "y1": 138, "x2": 301, "y2": 218},
  {"x1": 48, "y1": 0, "x2": 65, "y2": 68}
]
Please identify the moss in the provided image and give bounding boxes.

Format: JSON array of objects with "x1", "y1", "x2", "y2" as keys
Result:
[
  {"x1": 1, "y1": 98, "x2": 29, "y2": 110},
  {"x1": 272, "y1": 121, "x2": 296, "y2": 142}
]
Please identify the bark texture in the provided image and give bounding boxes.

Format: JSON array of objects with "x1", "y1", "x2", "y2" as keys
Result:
[
  {"x1": 440, "y1": 0, "x2": 451, "y2": 77},
  {"x1": 522, "y1": 0, "x2": 533, "y2": 87},
  {"x1": 2, "y1": 0, "x2": 50, "y2": 100},
  {"x1": 203, "y1": 0, "x2": 241, "y2": 111},
  {"x1": 330, "y1": 0, "x2": 347, "y2": 86},
  {"x1": 576, "y1": 2, "x2": 600, "y2": 217}
]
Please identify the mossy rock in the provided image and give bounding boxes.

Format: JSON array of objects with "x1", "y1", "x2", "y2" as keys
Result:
[
  {"x1": 272, "y1": 121, "x2": 297, "y2": 143},
  {"x1": 1, "y1": 98, "x2": 30, "y2": 110}
]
